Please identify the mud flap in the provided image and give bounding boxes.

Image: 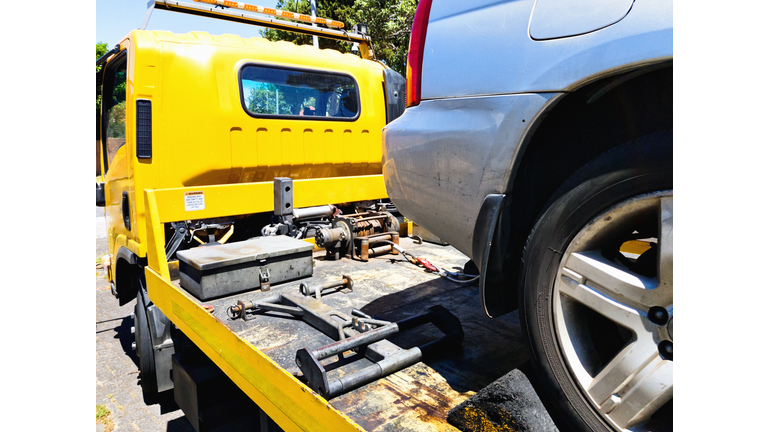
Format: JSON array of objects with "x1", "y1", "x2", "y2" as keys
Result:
[{"x1": 472, "y1": 194, "x2": 517, "y2": 318}]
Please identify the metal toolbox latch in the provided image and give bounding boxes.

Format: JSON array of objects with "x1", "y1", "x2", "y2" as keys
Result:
[{"x1": 259, "y1": 266, "x2": 271, "y2": 291}]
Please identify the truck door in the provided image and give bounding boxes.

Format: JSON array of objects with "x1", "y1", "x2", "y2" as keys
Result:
[{"x1": 98, "y1": 49, "x2": 133, "y2": 247}]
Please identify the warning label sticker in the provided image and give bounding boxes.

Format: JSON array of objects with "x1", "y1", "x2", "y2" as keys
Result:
[{"x1": 185, "y1": 191, "x2": 205, "y2": 211}]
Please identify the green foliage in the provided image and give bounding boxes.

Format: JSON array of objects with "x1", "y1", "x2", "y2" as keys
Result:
[
  {"x1": 353, "y1": 0, "x2": 416, "y2": 75},
  {"x1": 260, "y1": 1, "x2": 357, "y2": 53},
  {"x1": 96, "y1": 42, "x2": 109, "y2": 63},
  {"x1": 246, "y1": 84, "x2": 296, "y2": 115},
  {"x1": 246, "y1": 83, "x2": 326, "y2": 116},
  {"x1": 96, "y1": 404, "x2": 110, "y2": 421},
  {"x1": 97, "y1": 42, "x2": 108, "y2": 113},
  {"x1": 97, "y1": 41, "x2": 127, "y2": 138},
  {"x1": 259, "y1": 1, "x2": 417, "y2": 76},
  {"x1": 112, "y1": 69, "x2": 127, "y2": 105},
  {"x1": 107, "y1": 101, "x2": 126, "y2": 138}
]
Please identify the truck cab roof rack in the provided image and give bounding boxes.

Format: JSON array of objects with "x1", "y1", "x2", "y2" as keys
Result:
[{"x1": 142, "y1": 0, "x2": 375, "y2": 59}]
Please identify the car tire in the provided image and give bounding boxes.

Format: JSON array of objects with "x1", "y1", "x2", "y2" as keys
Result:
[
  {"x1": 134, "y1": 280, "x2": 159, "y2": 403},
  {"x1": 519, "y1": 132, "x2": 673, "y2": 432}
]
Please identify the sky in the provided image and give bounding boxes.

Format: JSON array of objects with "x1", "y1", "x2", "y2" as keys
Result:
[{"x1": 97, "y1": 0, "x2": 281, "y2": 46}]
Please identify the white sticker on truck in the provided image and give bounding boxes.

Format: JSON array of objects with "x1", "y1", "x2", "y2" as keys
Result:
[{"x1": 185, "y1": 191, "x2": 205, "y2": 211}]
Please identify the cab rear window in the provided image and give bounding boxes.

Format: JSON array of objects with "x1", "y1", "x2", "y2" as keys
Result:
[{"x1": 240, "y1": 65, "x2": 360, "y2": 120}]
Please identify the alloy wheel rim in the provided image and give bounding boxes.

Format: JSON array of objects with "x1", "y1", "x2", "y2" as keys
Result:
[{"x1": 554, "y1": 191, "x2": 673, "y2": 431}]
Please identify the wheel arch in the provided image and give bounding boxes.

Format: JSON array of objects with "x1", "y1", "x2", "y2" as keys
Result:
[
  {"x1": 479, "y1": 60, "x2": 673, "y2": 318},
  {"x1": 114, "y1": 246, "x2": 141, "y2": 306}
]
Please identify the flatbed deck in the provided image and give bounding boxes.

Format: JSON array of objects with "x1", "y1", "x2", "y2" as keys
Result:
[{"x1": 150, "y1": 239, "x2": 527, "y2": 432}]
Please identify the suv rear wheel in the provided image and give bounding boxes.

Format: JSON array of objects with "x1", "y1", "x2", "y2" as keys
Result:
[{"x1": 519, "y1": 132, "x2": 672, "y2": 432}]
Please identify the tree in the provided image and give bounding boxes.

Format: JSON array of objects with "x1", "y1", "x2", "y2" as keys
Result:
[
  {"x1": 260, "y1": 1, "x2": 357, "y2": 53},
  {"x1": 353, "y1": 0, "x2": 416, "y2": 75},
  {"x1": 260, "y1": 1, "x2": 417, "y2": 76},
  {"x1": 96, "y1": 42, "x2": 126, "y2": 121},
  {"x1": 96, "y1": 42, "x2": 109, "y2": 63},
  {"x1": 97, "y1": 42, "x2": 108, "y2": 112},
  {"x1": 246, "y1": 84, "x2": 298, "y2": 115}
]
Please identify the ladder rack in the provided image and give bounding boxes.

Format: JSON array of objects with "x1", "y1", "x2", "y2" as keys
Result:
[{"x1": 144, "y1": 0, "x2": 375, "y2": 59}]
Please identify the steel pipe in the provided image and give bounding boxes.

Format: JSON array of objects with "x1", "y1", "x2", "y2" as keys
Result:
[
  {"x1": 311, "y1": 323, "x2": 399, "y2": 360},
  {"x1": 293, "y1": 205, "x2": 336, "y2": 221},
  {"x1": 327, "y1": 347, "x2": 422, "y2": 398}
]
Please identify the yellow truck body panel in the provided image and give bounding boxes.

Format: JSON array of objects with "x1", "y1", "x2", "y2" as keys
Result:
[{"x1": 100, "y1": 30, "x2": 389, "y2": 268}]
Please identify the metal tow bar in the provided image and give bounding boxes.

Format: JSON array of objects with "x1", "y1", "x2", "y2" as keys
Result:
[
  {"x1": 226, "y1": 276, "x2": 353, "y2": 321},
  {"x1": 226, "y1": 277, "x2": 464, "y2": 399},
  {"x1": 296, "y1": 305, "x2": 464, "y2": 399}
]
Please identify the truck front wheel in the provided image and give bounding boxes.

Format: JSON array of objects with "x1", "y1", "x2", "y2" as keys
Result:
[
  {"x1": 519, "y1": 133, "x2": 673, "y2": 432},
  {"x1": 134, "y1": 286, "x2": 159, "y2": 402}
]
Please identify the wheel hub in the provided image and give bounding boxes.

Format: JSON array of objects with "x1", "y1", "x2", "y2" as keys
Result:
[{"x1": 554, "y1": 191, "x2": 673, "y2": 431}]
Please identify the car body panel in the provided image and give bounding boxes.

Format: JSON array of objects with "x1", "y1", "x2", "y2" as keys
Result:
[
  {"x1": 529, "y1": 0, "x2": 635, "y2": 40},
  {"x1": 421, "y1": 0, "x2": 671, "y2": 99},
  {"x1": 384, "y1": 0, "x2": 671, "y2": 263},
  {"x1": 383, "y1": 93, "x2": 557, "y2": 256}
]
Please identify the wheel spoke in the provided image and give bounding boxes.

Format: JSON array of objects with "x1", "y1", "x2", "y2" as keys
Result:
[
  {"x1": 600, "y1": 357, "x2": 673, "y2": 429},
  {"x1": 658, "y1": 197, "x2": 673, "y2": 298},
  {"x1": 564, "y1": 250, "x2": 670, "y2": 311},
  {"x1": 558, "y1": 275, "x2": 647, "y2": 335},
  {"x1": 587, "y1": 336, "x2": 661, "y2": 410}
]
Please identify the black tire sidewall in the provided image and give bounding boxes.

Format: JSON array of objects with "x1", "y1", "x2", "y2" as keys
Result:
[
  {"x1": 135, "y1": 289, "x2": 158, "y2": 399},
  {"x1": 519, "y1": 135, "x2": 672, "y2": 432}
]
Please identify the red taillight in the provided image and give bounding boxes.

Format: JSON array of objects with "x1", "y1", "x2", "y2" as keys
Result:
[{"x1": 406, "y1": 0, "x2": 433, "y2": 107}]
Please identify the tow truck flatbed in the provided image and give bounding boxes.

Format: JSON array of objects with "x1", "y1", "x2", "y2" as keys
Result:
[
  {"x1": 150, "y1": 238, "x2": 527, "y2": 432},
  {"x1": 99, "y1": 2, "x2": 529, "y2": 429}
]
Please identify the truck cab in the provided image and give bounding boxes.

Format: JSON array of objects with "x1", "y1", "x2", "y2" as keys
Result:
[
  {"x1": 96, "y1": 5, "x2": 406, "y2": 404},
  {"x1": 97, "y1": 29, "x2": 403, "y2": 306}
]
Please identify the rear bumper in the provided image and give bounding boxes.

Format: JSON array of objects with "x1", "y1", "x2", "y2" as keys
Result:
[{"x1": 382, "y1": 93, "x2": 556, "y2": 257}]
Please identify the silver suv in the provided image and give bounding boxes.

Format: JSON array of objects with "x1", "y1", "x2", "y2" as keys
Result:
[{"x1": 383, "y1": 1, "x2": 672, "y2": 431}]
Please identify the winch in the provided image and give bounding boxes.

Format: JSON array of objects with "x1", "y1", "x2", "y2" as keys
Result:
[
  {"x1": 314, "y1": 210, "x2": 400, "y2": 260},
  {"x1": 262, "y1": 177, "x2": 401, "y2": 261}
]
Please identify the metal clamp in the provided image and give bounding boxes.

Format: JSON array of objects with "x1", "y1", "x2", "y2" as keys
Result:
[{"x1": 165, "y1": 222, "x2": 187, "y2": 260}]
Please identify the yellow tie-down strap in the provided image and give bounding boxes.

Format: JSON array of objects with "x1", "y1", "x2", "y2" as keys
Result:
[
  {"x1": 145, "y1": 267, "x2": 366, "y2": 432},
  {"x1": 143, "y1": 175, "x2": 387, "y2": 280}
]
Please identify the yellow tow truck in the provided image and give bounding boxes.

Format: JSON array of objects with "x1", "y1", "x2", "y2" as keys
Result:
[{"x1": 97, "y1": 2, "x2": 527, "y2": 431}]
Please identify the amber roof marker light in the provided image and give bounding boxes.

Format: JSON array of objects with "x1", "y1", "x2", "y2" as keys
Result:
[{"x1": 193, "y1": 0, "x2": 345, "y2": 28}]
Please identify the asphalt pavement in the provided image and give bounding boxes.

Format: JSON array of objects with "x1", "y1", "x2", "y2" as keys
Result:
[{"x1": 96, "y1": 208, "x2": 195, "y2": 432}]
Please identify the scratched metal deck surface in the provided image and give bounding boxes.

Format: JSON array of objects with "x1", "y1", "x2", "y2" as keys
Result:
[{"x1": 182, "y1": 241, "x2": 529, "y2": 432}]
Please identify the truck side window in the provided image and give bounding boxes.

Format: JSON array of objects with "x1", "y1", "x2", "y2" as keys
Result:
[
  {"x1": 104, "y1": 57, "x2": 127, "y2": 167},
  {"x1": 240, "y1": 65, "x2": 360, "y2": 120}
]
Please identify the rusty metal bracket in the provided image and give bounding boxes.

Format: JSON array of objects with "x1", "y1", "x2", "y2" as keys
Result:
[{"x1": 354, "y1": 232, "x2": 400, "y2": 261}]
